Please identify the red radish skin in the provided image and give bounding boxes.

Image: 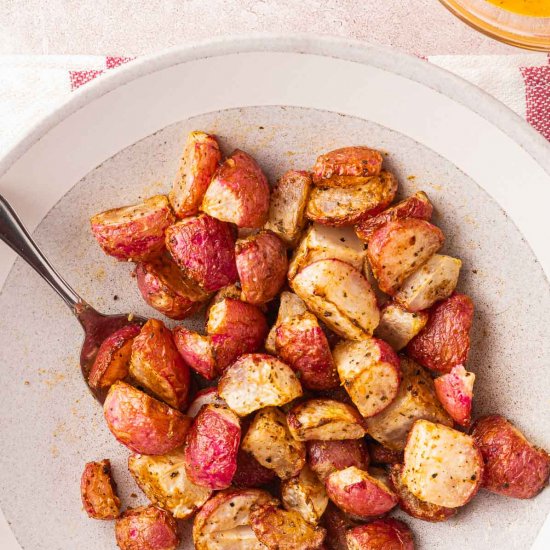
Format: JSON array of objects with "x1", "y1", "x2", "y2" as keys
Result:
[
  {"x1": 165, "y1": 214, "x2": 238, "y2": 292},
  {"x1": 325, "y1": 466, "x2": 398, "y2": 518},
  {"x1": 91, "y1": 195, "x2": 175, "y2": 262},
  {"x1": 275, "y1": 312, "x2": 339, "y2": 391},
  {"x1": 129, "y1": 319, "x2": 191, "y2": 410},
  {"x1": 434, "y1": 365, "x2": 475, "y2": 426},
  {"x1": 80, "y1": 459, "x2": 120, "y2": 520},
  {"x1": 184, "y1": 404, "x2": 241, "y2": 490},
  {"x1": 407, "y1": 294, "x2": 474, "y2": 374},
  {"x1": 356, "y1": 191, "x2": 433, "y2": 243},
  {"x1": 346, "y1": 519, "x2": 414, "y2": 550},
  {"x1": 115, "y1": 505, "x2": 179, "y2": 550},
  {"x1": 236, "y1": 231, "x2": 288, "y2": 305},
  {"x1": 307, "y1": 439, "x2": 369, "y2": 483},
  {"x1": 135, "y1": 253, "x2": 209, "y2": 319},
  {"x1": 88, "y1": 324, "x2": 141, "y2": 390},
  {"x1": 202, "y1": 149, "x2": 270, "y2": 228},
  {"x1": 103, "y1": 381, "x2": 191, "y2": 455},
  {"x1": 312, "y1": 146, "x2": 384, "y2": 183},
  {"x1": 472, "y1": 415, "x2": 550, "y2": 499}
]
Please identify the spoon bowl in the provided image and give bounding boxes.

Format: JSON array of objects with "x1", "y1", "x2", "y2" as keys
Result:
[{"x1": 0, "y1": 194, "x2": 145, "y2": 403}]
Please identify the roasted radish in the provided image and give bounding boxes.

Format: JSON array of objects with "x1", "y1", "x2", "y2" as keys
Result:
[
  {"x1": 169, "y1": 131, "x2": 221, "y2": 218},
  {"x1": 202, "y1": 149, "x2": 270, "y2": 228},
  {"x1": 290, "y1": 259, "x2": 380, "y2": 340},
  {"x1": 367, "y1": 218, "x2": 444, "y2": 295},
  {"x1": 91, "y1": 195, "x2": 175, "y2": 262}
]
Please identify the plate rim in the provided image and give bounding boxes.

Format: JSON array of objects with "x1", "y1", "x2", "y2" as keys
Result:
[
  {"x1": 1, "y1": 33, "x2": 549, "y2": 182},
  {"x1": 0, "y1": 34, "x2": 549, "y2": 550}
]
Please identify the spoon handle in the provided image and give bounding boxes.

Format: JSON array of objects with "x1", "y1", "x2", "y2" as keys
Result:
[{"x1": 0, "y1": 194, "x2": 84, "y2": 311}]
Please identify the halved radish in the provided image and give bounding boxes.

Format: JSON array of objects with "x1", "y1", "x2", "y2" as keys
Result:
[
  {"x1": 434, "y1": 365, "x2": 475, "y2": 427},
  {"x1": 290, "y1": 259, "x2": 379, "y2": 340},
  {"x1": 394, "y1": 254, "x2": 461, "y2": 312},
  {"x1": 333, "y1": 336, "x2": 401, "y2": 418},
  {"x1": 367, "y1": 218, "x2": 444, "y2": 295},
  {"x1": 306, "y1": 172, "x2": 397, "y2": 226},
  {"x1": 355, "y1": 191, "x2": 433, "y2": 243}
]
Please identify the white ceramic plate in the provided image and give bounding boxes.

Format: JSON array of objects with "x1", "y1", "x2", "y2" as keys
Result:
[{"x1": 0, "y1": 36, "x2": 549, "y2": 550}]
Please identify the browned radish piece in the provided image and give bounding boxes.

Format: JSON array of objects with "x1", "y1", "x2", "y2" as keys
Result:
[
  {"x1": 312, "y1": 146, "x2": 384, "y2": 184},
  {"x1": 407, "y1": 293, "x2": 474, "y2": 374},
  {"x1": 81, "y1": 459, "x2": 121, "y2": 520},
  {"x1": 90, "y1": 195, "x2": 175, "y2": 262},
  {"x1": 250, "y1": 504, "x2": 326, "y2": 550},
  {"x1": 367, "y1": 441, "x2": 403, "y2": 465},
  {"x1": 394, "y1": 254, "x2": 461, "y2": 312},
  {"x1": 288, "y1": 224, "x2": 367, "y2": 280},
  {"x1": 264, "y1": 170, "x2": 311, "y2": 246},
  {"x1": 325, "y1": 466, "x2": 398, "y2": 518},
  {"x1": 287, "y1": 399, "x2": 366, "y2": 441},
  {"x1": 128, "y1": 448, "x2": 212, "y2": 519},
  {"x1": 169, "y1": 131, "x2": 221, "y2": 218},
  {"x1": 186, "y1": 387, "x2": 225, "y2": 418},
  {"x1": 206, "y1": 298, "x2": 268, "y2": 372},
  {"x1": 365, "y1": 357, "x2": 452, "y2": 451},
  {"x1": 281, "y1": 465, "x2": 328, "y2": 524},
  {"x1": 355, "y1": 191, "x2": 433, "y2": 243},
  {"x1": 333, "y1": 337, "x2": 401, "y2": 418},
  {"x1": 323, "y1": 502, "x2": 360, "y2": 550},
  {"x1": 219, "y1": 354, "x2": 303, "y2": 416},
  {"x1": 242, "y1": 406, "x2": 306, "y2": 480},
  {"x1": 307, "y1": 439, "x2": 369, "y2": 483},
  {"x1": 129, "y1": 319, "x2": 190, "y2": 410},
  {"x1": 346, "y1": 519, "x2": 414, "y2": 550},
  {"x1": 290, "y1": 259, "x2": 380, "y2": 340},
  {"x1": 103, "y1": 381, "x2": 192, "y2": 455},
  {"x1": 233, "y1": 447, "x2": 278, "y2": 488},
  {"x1": 193, "y1": 489, "x2": 278, "y2": 550},
  {"x1": 165, "y1": 213, "x2": 238, "y2": 292},
  {"x1": 434, "y1": 365, "x2": 475, "y2": 427},
  {"x1": 236, "y1": 231, "x2": 288, "y2": 305},
  {"x1": 265, "y1": 291, "x2": 307, "y2": 354},
  {"x1": 367, "y1": 218, "x2": 445, "y2": 295},
  {"x1": 471, "y1": 415, "x2": 550, "y2": 499},
  {"x1": 115, "y1": 505, "x2": 179, "y2": 550},
  {"x1": 275, "y1": 311, "x2": 339, "y2": 391},
  {"x1": 306, "y1": 172, "x2": 398, "y2": 227},
  {"x1": 202, "y1": 149, "x2": 270, "y2": 228},
  {"x1": 184, "y1": 403, "x2": 241, "y2": 490},
  {"x1": 402, "y1": 420, "x2": 483, "y2": 508},
  {"x1": 88, "y1": 324, "x2": 141, "y2": 390},
  {"x1": 135, "y1": 252, "x2": 210, "y2": 319},
  {"x1": 388, "y1": 464, "x2": 456, "y2": 522},
  {"x1": 172, "y1": 327, "x2": 217, "y2": 380},
  {"x1": 374, "y1": 302, "x2": 429, "y2": 351}
]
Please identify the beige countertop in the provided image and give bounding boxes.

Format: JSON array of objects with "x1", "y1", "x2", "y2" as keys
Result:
[{"x1": 1, "y1": 0, "x2": 518, "y2": 56}]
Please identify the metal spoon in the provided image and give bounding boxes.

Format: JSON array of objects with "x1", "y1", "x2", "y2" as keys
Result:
[{"x1": 0, "y1": 194, "x2": 146, "y2": 402}]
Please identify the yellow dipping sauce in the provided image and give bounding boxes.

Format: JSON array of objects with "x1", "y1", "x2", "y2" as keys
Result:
[{"x1": 486, "y1": 0, "x2": 550, "y2": 17}]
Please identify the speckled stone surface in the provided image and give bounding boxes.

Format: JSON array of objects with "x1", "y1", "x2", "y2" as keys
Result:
[
  {"x1": 0, "y1": 0, "x2": 519, "y2": 56},
  {"x1": 0, "y1": 106, "x2": 548, "y2": 549}
]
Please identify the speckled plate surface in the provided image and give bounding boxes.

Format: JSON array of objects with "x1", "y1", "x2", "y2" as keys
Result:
[{"x1": 0, "y1": 36, "x2": 549, "y2": 550}]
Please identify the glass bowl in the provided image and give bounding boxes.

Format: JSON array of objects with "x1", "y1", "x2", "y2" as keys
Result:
[{"x1": 439, "y1": 0, "x2": 550, "y2": 51}]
